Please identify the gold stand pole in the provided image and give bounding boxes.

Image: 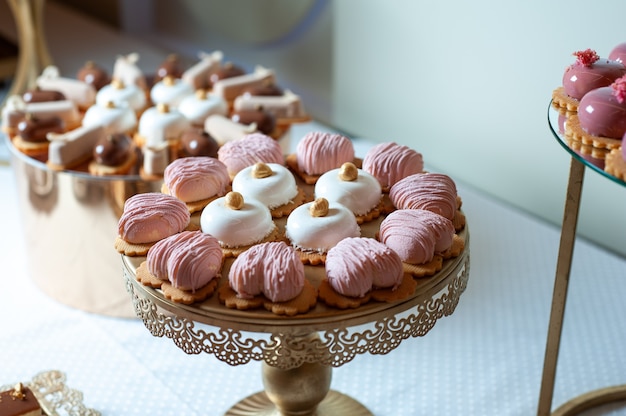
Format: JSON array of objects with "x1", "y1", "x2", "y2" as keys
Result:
[
  {"x1": 5, "y1": 0, "x2": 52, "y2": 98},
  {"x1": 225, "y1": 333, "x2": 372, "y2": 416},
  {"x1": 538, "y1": 157, "x2": 626, "y2": 415}
]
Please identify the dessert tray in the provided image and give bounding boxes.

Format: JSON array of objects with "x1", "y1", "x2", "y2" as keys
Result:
[
  {"x1": 1, "y1": 370, "x2": 100, "y2": 416},
  {"x1": 123, "y1": 222, "x2": 470, "y2": 415}
]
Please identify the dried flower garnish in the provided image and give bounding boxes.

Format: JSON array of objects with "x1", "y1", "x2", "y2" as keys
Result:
[
  {"x1": 573, "y1": 49, "x2": 599, "y2": 67},
  {"x1": 612, "y1": 75, "x2": 626, "y2": 103}
]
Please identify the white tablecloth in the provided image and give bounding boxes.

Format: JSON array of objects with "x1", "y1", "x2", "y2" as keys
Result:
[{"x1": 1, "y1": 131, "x2": 626, "y2": 415}]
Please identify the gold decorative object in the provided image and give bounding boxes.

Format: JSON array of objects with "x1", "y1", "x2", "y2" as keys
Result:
[
  {"x1": 122, "y1": 227, "x2": 470, "y2": 415},
  {"x1": 5, "y1": 0, "x2": 53, "y2": 99},
  {"x1": 538, "y1": 102, "x2": 626, "y2": 415},
  {"x1": 1, "y1": 370, "x2": 100, "y2": 416}
]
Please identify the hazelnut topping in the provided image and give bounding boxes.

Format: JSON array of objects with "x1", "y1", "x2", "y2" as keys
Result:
[
  {"x1": 252, "y1": 162, "x2": 273, "y2": 178},
  {"x1": 309, "y1": 198, "x2": 329, "y2": 217},
  {"x1": 225, "y1": 192, "x2": 244, "y2": 210},
  {"x1": 339, "y1": 162, "x2": 358, "y2": 181}
]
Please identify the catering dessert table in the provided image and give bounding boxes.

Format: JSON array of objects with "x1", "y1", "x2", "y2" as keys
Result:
[{"x1": 538, "y1": 102, "x2": 626, "y2": 416}]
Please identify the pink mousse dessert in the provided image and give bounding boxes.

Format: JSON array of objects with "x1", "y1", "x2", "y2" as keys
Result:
[
  {"x1": 147, "y1": 230, "x2": 222, "y2": 291},
  {"x1": 228, "y1": 241, "x2": 305, "y2": 302},
  {"x1": 609, "y1": 42, "x2": 626, "y2": 64},
  {"x1": 562, "y1": 49, "x2": 626, "y2": 100},
  {"x1": 578, "y1": 75, "x2": 626, "y2": 139},
  {"x1": 362, "y1": 142, "x2": 424, "y2": 191},
  {"x1": 217, "y1": 132, "x2": 284, "y2": 177},
  {"x1": 163, "y1": 156, "x2": 230, "y2": 203},
  {"x1": 118, "y1": 193, "x2": 190, "y2": 244},
  {"x1": 389, "y1": 172, "x2": 458, "y2": 221},
  {"x1": 326, "y1": 237, "x2": 403, "y2": 298},
  {"x1": 295, "y1": 132, "x2": 354, "y2": 176},
  {"x1": 379, "y1": 209, "x2": 455, "y2": 265}
]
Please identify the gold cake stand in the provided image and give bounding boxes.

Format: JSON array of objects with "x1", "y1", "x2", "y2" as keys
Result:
[
  {"x1": 122, "y1": 225, "x2": 470, "y2": 415},
  {"x1": 537, "y1": 102, "x2": 626, "y2": 415}
]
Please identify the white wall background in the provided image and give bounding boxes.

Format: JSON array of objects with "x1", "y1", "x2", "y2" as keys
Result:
[
  {"x1": 331, "y1": 0, "x2": 626, "y2": 257},
  {"x1": 131, "y1": 0, "x2": 626, "y2": 256}
]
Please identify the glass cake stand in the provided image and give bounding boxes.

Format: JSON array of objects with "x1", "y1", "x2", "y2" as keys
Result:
[
  {"x1": 122, "y1": 222, "x2": 470, "y2": 415},
  {"x1": 538, "y1": 102, "x2": 626, "y2": 416}
]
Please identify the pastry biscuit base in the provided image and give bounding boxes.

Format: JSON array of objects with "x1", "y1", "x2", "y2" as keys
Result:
[
  {"x1": 161, "y1": 183, "x2": 229, "y2": 214},
  {"x1": 136, "y1": 261, "x2": 219, "y2": 304},
  {"x1": 285, "y1": 153, "x2": 363, "y2": 185},
  {"x1": 294, "y1": 248, "x2": 327, "y2": 266},
  {"x1": 318, "y1": 279, "x2": 371, "y2": 309},
  {"x1": 221, "y1": 225, "x2": 282, "y2": 258},
  {"x1": 270, "y1": 186, "x2": 308, "y2": 218},
  {"x1": 441, "y1": 233, "x2": 465, "y2": 260},
  {"x1": 453, "y1": 210, "x2": 466, "y2": 232},
  {"x1": 370, "y1": 273, "x2": 418, "y2": 303},
  {"x1": 552, "y1": 86, "x2": 580, "y2": 113},
  {"x1": 114, "y1": 235, "x2": 154, "y2": 257},
  {"x1": 355, "y1": 199, "x2": 384, "y2": 225},
  {"x1": 218, "y1": 280, "x2": 317, "y2": 316},
  {"x1": 565, "y1": 113, "x2": 622, "y2": 150},
  {"x1": 88, "y1": 150, "x2": 138, "y2": 176},
  {"x1": 403, "y1": 256, "x2": 443, "y2": 278},
  {"x1": 605, "y1": 148, "x2": 626, "y2": 181},
  {"x1": 11, "y1": 135, "x2": 49, "y2": 158}
]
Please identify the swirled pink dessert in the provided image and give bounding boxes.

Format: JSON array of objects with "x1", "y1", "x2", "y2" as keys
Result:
[
  {"x1": 326, "y1": 237, "x2": 403, "y2": 298},
  {"x1": 147, "y1": 231, "x2": 222, "y2": 291},
  {"x1": 118, "y1": 192, "x2": 190, "y2": 244},
  {"x1": 296, "y1": 132, "x2": 355, "y2": 176},
  {"x1": 389, "y1": 173, "x2": 458, "y2": 221},
  {"x1": 562, "y1": 49, "x2": 626, "y2": 100},
  {"x1": 362, "y1": 142, "x2": 424, "y2": 191},
  {"x1": 229, "y1": 241, "x2": 305, "y2": 302},
  {"x1": 163, "y1": 156, "x2": 230, "y2": 202},
  {"x1": 379, "y1": 209, "x2": 455, "y2": 264},
  {"x1": 217, "y1": 132, "x2": 284, "y2": 177},
  {"x1": 578, "y1": 76, "x2": 626, "y2": 139}
]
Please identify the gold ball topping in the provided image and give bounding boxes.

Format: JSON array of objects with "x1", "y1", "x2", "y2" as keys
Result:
[
  {"x1": 338, "y1": 162, "x2": 358, "y2": 181},
  {"x1": 225, "y1": 191, "x2": 244, "y2": 210},
  {"x1": 309, "y1": 198, "x2": 329, "y2": 217},
  {"x1": 157, "y1": 102, "x2": 170, "y2": 113},
  {"x1": 105, "y1": 100, "x2": 116, "y2": 109},
  {"x1": 163, "y1": 75, "x2": 176, "y2": 86},
  {"x1": 11, "y1": 383, "x2": 25, "y2": 400},
  {"x1": 252, "y1": 162, "x2": 273, "y2": 179},
  {"x1": 195, "y1": 89, "x2": 208, "y2": 100},
  {"x1": 111, "y1": 78, "x2": 125, "y2": 89}
]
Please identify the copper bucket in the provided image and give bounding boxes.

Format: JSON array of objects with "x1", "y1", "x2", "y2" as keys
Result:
[{"x1": 6, "y1": 135, "x2": 162, "y2": 317}]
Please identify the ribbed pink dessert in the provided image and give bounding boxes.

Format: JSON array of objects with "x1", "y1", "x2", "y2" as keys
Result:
[
  {"x1": 228, "y1": 241, "x2": 305, "y2": 302},
  {"x1": 562, "y1": 49, "x2": 626, "y2": 101},
  {"x1": 326, "y1": 237, "x2": 403, "y2": 298},
  {"x1": 362, "y1": 142, "x2": 424, "y2": 191},
  {"x1": 578, "y1": 75, "x2": 626, "y2": 139},
  {"x1": 118, "y1": 192, "x2": 190, "y2": 244},
  {"x1": 147, "y1": 230, "x2": 222, "y2": 291},
  {"x1": 389, "y1": 173, "x2": 457, "y2": 221},
  {"x1": 295, "y1": 132, "x2": 354, "y2": 176},
  {"x1": 217, "y1": 132, "x2": 284, "y2": 177},
  {"x1": 379, "y1": 209, "x2": 455, "y2": 265},
  {"x1": 163, "y1": 156, "x2": 230, "y2": 202}
]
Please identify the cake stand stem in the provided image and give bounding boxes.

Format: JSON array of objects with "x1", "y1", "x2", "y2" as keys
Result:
[
  {"x1": 225, "y1": 334, "x2": 373, "y2": 416},
  {"x1": 537, "y1": 157, "x2": 585, "y2": 415}
]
